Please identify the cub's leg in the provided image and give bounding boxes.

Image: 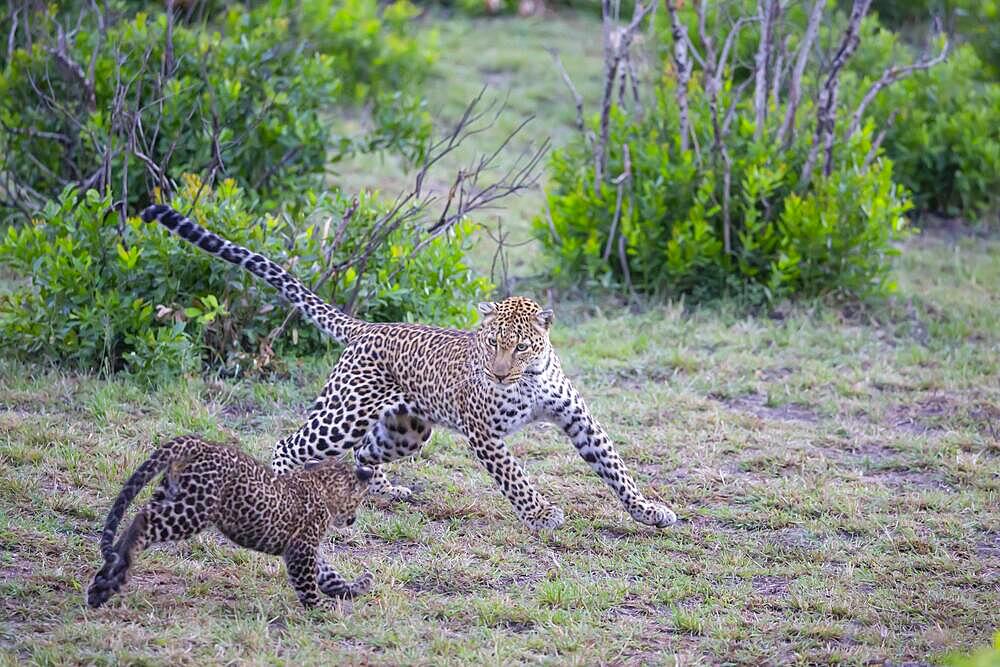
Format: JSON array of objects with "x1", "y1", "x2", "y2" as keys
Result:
[
  {"x1": 355, "y1": 407, "x2": 433, "y2": 500},
  {"x1": 87, "y1": 500, "x2": 209, "y2": 608},
  {"x1": 282, "y1": 539, "x2": 323, "y2": 609},
  {"x1": 547, "y1": 387, "x2": 676, "y2": 528},
  {"x1": 467, "y1": 433, "x2": 565, "y2": 531},
  {"x1": 317, "y1": 559, "x2": 373, "y2": 599}
]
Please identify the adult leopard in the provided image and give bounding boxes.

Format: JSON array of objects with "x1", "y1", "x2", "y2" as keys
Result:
[{"x1": 142, "y1": 204, "x2": 676, "y2": 531}]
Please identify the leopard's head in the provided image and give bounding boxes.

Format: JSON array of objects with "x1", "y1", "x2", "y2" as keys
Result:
[
  {"x1": 474, "y1": 296, "x2": 554, "y2": 386},
  {"x1": 307, "y1": 459, "x2": 374, "y2": 527}
]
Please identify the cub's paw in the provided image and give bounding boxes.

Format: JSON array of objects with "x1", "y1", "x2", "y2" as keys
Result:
[
  {"x1": 630, "y1": 501, "x2": 677, "y2": 528},
  {"x1": 524, "y1": 504, "x2": 565, "y2": 531},
  {"x1": 347, "y1": 572, "x2": 374, "y2": 598}
]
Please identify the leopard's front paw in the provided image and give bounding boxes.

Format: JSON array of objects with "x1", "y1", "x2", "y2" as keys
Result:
[
  {"x1": 523, "y1": 504, "x2": 565, "y2": 531},
  {"x1": 630, "y1": 501, "x2": 677, "y2": 528},
  {"x1": 368, "y1": 470, "x2": 413, "y2": 501},
  {"x1": 347, "y1": 572, "x2": 373, "y2": 598}
]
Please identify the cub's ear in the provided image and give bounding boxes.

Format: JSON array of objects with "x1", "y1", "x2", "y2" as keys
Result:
[
  {"x1": 355, "y1": 465, "x2": 375, "y2": 483},
  {"x1": 477, "y1": 302, "x2": 497, "y2": 324},
  {"x1": 304, "y1": 459, "x2": 322, "y2": 470},
  {"x1": 536, "y1": 308, "x2": 554, "y2": 330}
]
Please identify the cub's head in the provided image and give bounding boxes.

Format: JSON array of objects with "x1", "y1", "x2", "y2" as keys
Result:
[
  {"x1": 305, "y1": 459, "x2": 374, "y2": 527},
  {"x1": 474, "y1": 296, "x2": 554, "y2": 386}
]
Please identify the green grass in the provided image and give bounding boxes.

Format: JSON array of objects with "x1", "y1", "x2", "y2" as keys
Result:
[
  {"x1": 2, "y1": 10, "x2": 1000, "y2": 667},
  {"x1": 1, "y1": 231, "x2": 996, "y2": 664}
]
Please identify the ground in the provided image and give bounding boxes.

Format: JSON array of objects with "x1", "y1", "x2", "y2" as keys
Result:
[{"x1": 1, "y1": 10, "x2": 999, "y2": 667}]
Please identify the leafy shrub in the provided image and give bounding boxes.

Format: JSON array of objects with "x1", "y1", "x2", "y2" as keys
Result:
[
  {"x1": 285, "y1": 0, "x2": 436, "y2": 100},
  {"x1": 865, "y1": 0, "x2": 1000, "y2": 79},
  {"x1": 0, "y1": 178, "x2": 491, "y2": 382},
  {"x1": 866, "y1": 45, "x2": 1000, "y2": 220},
  {"x1": 0, "y1": 1, "x2": 432, "y2": 215},
  {"x1": 534, "y1": 83, "x2": 911, "y2": 302}
]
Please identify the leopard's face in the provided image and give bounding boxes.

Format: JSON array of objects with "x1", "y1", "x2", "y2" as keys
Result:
[
  {"x1": 475, "y1": 296, "x2": 553, "y2": 386},
  {"x1": 308, "y1": 460, "x2": 374, "y2": 527}
]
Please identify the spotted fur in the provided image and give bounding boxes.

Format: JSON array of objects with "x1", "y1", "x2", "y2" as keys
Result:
[
  {"x1": 87, "y1": 435, "x2": 373, "y2": 609},
  {"x1": 142, "y1": 204, "x2": 676, "y2": 530}
]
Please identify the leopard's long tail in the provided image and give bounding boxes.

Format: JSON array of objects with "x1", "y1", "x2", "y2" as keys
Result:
[
  {"x1": 141, "y1": 204, "x2": 362, "y2": 344},
  {"x1": 98, "y1": 436, "x2": 195, "y2": 562}
]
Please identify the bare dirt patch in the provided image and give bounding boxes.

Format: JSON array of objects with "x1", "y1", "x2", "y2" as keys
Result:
[
  {"x1": 884, "y1": 395, "x2": 955, "y2": 434},
  {"x1": 714, "y1": 393, "x2": 818, "y2": 423},
  {"x1": 220, "y1": 399, "x2": 262, "y2": 419},
  {"x1": 861, "y1": 467, "x2": 953, "y2": 492},
  {"x1": 752, "y1": 575, "x2": 791, "y2": 598}
]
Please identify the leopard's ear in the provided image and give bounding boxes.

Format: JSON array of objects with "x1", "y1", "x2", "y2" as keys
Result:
[
  {"x1": 304, "y1": 459, "x2": 322, "y2": 470},
  {"x1": 535, "y1": 308, "x2": 554, "y2": 330},
  {"x1": 477, "y1": 301, "x2": 497, "y2": 324},
  {"x1": 355, "y1": 465, "x2": 374, "y2": 483}
]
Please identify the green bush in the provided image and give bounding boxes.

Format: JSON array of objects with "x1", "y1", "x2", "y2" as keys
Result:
[
  {"x1": 0, "y1": 1, "x2": 431, "y2": 215},
  {"x1": 864, "y1": 0, "x2": 1000, "y2": 79},
  {"x1": 534, "y1": 84, "x2": 911, "y2": 302},
  {"x1": 867, "y1": 45, "x2": 1000, "y2": 220},
  {"x1": 0, "y1": 177, "x2": 491, "y2": 383}
]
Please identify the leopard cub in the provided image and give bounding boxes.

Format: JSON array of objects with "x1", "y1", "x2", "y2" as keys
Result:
[{"x1": 87, "y1": 435, "x2": 373, "y2": 609}]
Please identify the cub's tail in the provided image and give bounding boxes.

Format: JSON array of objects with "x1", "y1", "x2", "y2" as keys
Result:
[
  {"x1": 98, "y1": 435, "x2": 198, "y2": 562},
  {"x1": 141, "y1": 204, "x2": 362, "y2": 345}
]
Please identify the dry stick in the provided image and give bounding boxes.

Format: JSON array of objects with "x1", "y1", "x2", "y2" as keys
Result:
[
  {"x1": 483, "y1": 218, "x2": 535, "y2": 298},
  {"x1": 622, "y1": 49, "x2": 644, "y2": 117},
  {"x1": 541, "y1": 191, "x2": 561, "y2": 246},
  {"x1": 603, "y1": 142, "x2": 631, "y2": 262},
  {"x1": 595, "y1": 3, "x2": 621, "y2": 193},
  {"x1": 595, "y1": 0, "x2": 655, "y2": 194},
  {"x1": 862, "y1": 109, "x2": 898, "y2": 169},
  {"x1": 800, "y1": 0, "x2": 871, "y2": 185},
  {"x1": 776, "y1": 0, "x2": 824, "y2": 148},
  {"x1": 772, "y1": 34, "x2": 790, "y2": 109},
  {"x1": 696, "y1": 1, "x2": 748, "y2": 255},
  {"x1": 6, "y1": 6, "x2": 18, "y2": 63},
  {"x1": 846, "y1": 32, "x2": 949, "y2": 140},
  {"x1": 663, "y1": 0, "x2": 693, "y2": 154},
  {"x1": 752, "y1": 0, "x2": 778, "y2": 141},
  {"x1": 549, "y1": 48, "x2": 592, "y2": 145}
]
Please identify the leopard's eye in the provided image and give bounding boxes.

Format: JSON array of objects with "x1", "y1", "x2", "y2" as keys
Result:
[
  {"x1": 515, "y1": 342, "x2": 529, "y2": 352},
  {"x1": 488, "y1": 336, "x2": 498, "y2": 346}
]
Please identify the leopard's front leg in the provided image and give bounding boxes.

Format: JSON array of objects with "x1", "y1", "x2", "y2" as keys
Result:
[
  {"x1": 467, "y1": 433, "x2": 564, "y2": 530},
  {"x1": 547, "y1": 387, "x2": 676, "y2": 528}
]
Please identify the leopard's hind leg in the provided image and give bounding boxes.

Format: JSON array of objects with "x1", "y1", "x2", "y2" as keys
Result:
[{"x1": 356, "y1": 406, "x2": 433, "y2": 501}]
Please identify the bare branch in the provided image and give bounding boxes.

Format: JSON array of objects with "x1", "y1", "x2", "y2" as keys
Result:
[
  {"x1": 603, "y1": 142, "x2": 631, "y2": 261},
  {"x1": 663, "y1": 0, "x2": 693, "y2": 154},
  {"x1": 846, "y1": 29, "x2": 949, "y2": 140},
  {"x1": 549, "y1": 48, "x2": 593, "y2": 146},
  {"x1": 801, "y1": 0, "x2": 872, "y2": 184},
  {"x1": 595, "y1": 0, "x2": 656, "y2": 193},
  {"x1": 776, "y1": 0, "x2": 824, "y2": 148},
  {"x1": 863, "y1": 108, "x2": 898, "y2": 169},
  {"x1": 752, "y1": 0, "x2": 779, "y2": 141}
]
